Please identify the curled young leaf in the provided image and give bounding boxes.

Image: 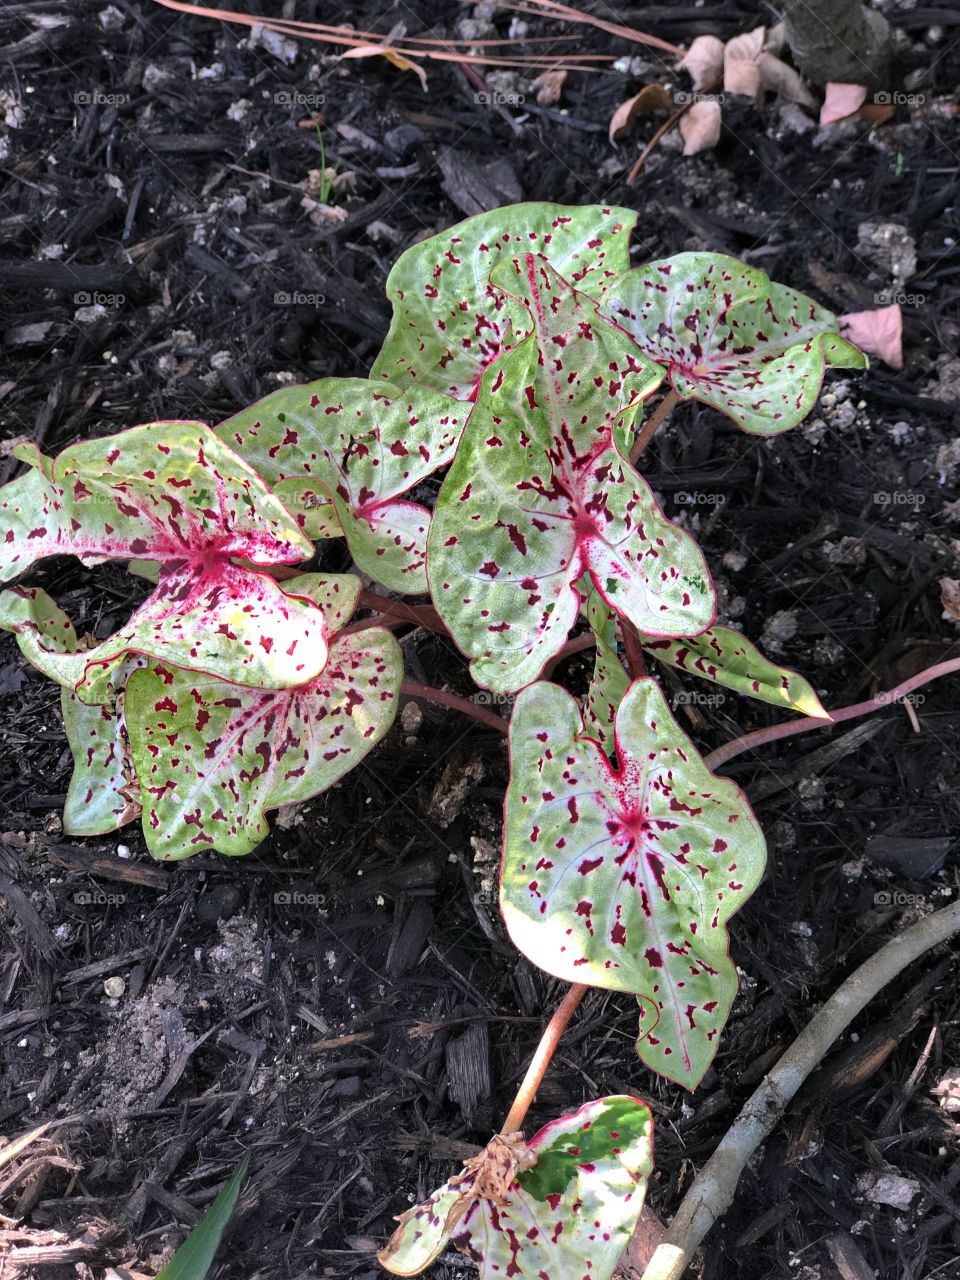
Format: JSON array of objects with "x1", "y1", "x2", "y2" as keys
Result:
[
  {"x1": 679, "y1": 98, "x2": 722, "y2": 156},
  {"x1": 217, "y1": 379, "x2": 465, "y2": 594},
  {"x1": 371, "y1": 203, "x2": 638, "y2": 400},
  {"x1": 677, "y1": 35, "x2": 724, "y2": 93},
  {"x1": 0, "y1": 586, "x2": 143, "y2": 834},
  {"x1": 429, "y1": 255, "x2": 714, "y2": 695},
  {"x1": 502, "y1": 679, "x2": 766, "y2": 1088},
  {"x1": 0, "y1": 425, "x2": 327, "y2": 695},
  {"x1": 125, "y1": 574, "x2": 402, "y2": 859},
  {"x1": 602, "y1": 253, "x2": 867, "y2": 434},
  {"x1": 643, "y1": 625, "x2": 830, "y2": 718},
  {"x1": 379, "y1": 1097, "x2": 653, "y2": 1279}
]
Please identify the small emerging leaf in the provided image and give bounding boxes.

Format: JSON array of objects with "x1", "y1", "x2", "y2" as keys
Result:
[
  {"x1": 602, "y1": 253, "x2": 867, "y2": 435},
  {"x1": 502, "y1": 679, "x2": 766, "y2": 1088},
  {"x1": 379, "y1": 1097, "x2": 653, "y2": 1279},
  {"x1": 429, "y1": 255, "x2": 714, "y2": 694},
  {"x1": 643, "y1": 625, "x2": 830, "y2": 718},
  {"x1": 372, "y1": 203, "x2": 638, "y2": 400}
]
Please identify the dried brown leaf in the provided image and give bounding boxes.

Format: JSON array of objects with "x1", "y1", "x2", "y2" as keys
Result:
[
  {"x1": 609, "y1": 84, "x2": 672, "y2": 142},
  {"x1": 341, "y1": 44, "x2": 428, "y2": 90},
  {"x1": 838, "y1": 304, "x2": 902, "y2": 369},
  {"x1": 677, "y1": 35, "x2": 723, "y2": 92},
  {"x1": 940, "y1": 578, "x2": 960, "y2": 623},
  {"x1": 679, "y1": 97, "x2": 722, "y2": 155},
  {"x1": 757, "y1": 52, "x2": 815, "y2": 107},
  {"x1": 532, "y1": 69, "x2": 567, "y2": 106},
  {"x1": 724, "y1": 27, "x2": 764, "y2": 97},
  {"x1": 820, "y1": 81, "x2": 868, "y2": 126}
]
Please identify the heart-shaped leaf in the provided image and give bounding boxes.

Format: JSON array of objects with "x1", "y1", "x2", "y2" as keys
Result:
[
  {"x1": 217, "y1": 379, "x2": 465, "y2": 594},
  {"x1": 502, "y1": 678, "x2": 766, "y2": 1088},
  {"x1": 372, "y1": 203, "x2": 638, "y2": 400},
  {"x1": 643, "y1": 625, "x2": 829, "y2": 718},
  {"x1": 428, "y1": 255, "x2": 714, "y2": 695},
  {"x1": 125, "y1": 574, "x2": 402, "y2": 858},
  {"x1": 0, "y1": 425, "x2": 327, "y2": 696},
  {"x1": 602, "y1": 253, "x2": 867, "y2": 434},
  {"x1": 379, "y1": 1096, "x2": 653, "y2": 1279}
]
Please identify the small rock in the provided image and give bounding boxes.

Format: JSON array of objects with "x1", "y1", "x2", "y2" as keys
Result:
[
  {"x1": 722, "y1": 550, "x2": 748, "y2": 572},
  {"x1": 103, "y1": 976, "x2": 125, "y2": 999},
  {"x1": 227, "y1": 99, "x2": 251, "y2": 123},
  {"x1": 400, "y1": 701, "x2": 422, "y2": 735},
  {"x1": 855, "y1": 220, "x2": 917, "y2": 283},
  {"x1": 856, "y1": 1170, "x2": 921, "y2": 1209},
  {"x1": 760, "y1": 609, "x2": 799, "y2": 654},
  {"x1": 248, "y1": 23, "x2": 298, "y2": 63}
]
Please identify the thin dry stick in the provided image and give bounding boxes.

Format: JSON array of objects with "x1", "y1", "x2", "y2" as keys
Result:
[
  {"x1": 706, "y1": 656, "x2": 960, "y2": 770},
  {"x1": 630, "y1": 390, "x2": 679, "y2": 464},
  {"x1": 151, "y1": 0, "x2": 613, "y2": 70},
  {"x1": 502, "y1": 983, "x2": 589, "y2": 1134},
  {"x1": 639, "y1": 898, "x2": 960, "y2": 1280}
]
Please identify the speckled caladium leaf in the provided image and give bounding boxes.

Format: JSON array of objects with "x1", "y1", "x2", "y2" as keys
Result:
[
  {"x1": 579, "y1": 579, "x2": 628, "y2": 757},
  {"x1": 643, "y1": 625, "x2": 829, "y2": 718},
  {"x1": 63, "y1": 674, "x2": 143, "y2": 835},
  {"x1": 379, "y1": 1096, "x2": 652, "y2": 1279},
  {"x1": 502, "y1": 679, "x2": 766, "y2": 1088},
  {"x1": 428, "y1": 256, "x2": 714, "y2": 695},
  {"x1": 0, "y1": 587, "x2": 142, "y2": 833},
  {"x1": 602, "y1": 253, "x2": 867, "y2": 435},
  {"x1": 125, "y1": 574, "x2": 402, "y2": 859},
  {"x1": 0, "y1": 425, "x2": 326, "y2": 697},
  {"x1": 217, "y1": 379, "x2": 465, "y2": 593},
  {"x1": 0, "y1": 563, "x2": 329, "y2": 707},
  {"x1": 372, "y1": 203, "x2": 638, "y2": 400}
]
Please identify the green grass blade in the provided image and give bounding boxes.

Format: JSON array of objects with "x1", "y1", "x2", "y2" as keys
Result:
[{"x1": 155, "y1": 1155, "x2": 249, "y2": 1280}]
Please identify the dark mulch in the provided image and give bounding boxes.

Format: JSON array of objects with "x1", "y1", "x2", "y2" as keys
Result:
[{"x1": 1, "y1": 2, "x2": 959, "y2": 1278}]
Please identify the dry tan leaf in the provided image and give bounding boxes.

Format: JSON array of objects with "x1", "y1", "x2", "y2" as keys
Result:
[
  {"x1": 757, "y1": 52, "x2": 815, "y2": 107},
  {"x1": 680, "y1": 97, "x2": 722, "y2": 155},
  {"x1": 764, "y1": 21, "x2": 786, "y2": 56},
  {"x1": 839, "y1": 304, "x2": 902, "y2": 369},
  {"x1": 724, "y1": 27, "x2": 764, "y2": 98},
  {"x1": 940, "y1": 578, "x2": 960, "y2": 623},
  {"x1": 532, "y1": 69, "x2": 567, "y2": 106},
  {"x1": 341, "y1": 44, "x2": 428, "y2": 90},
  {"x1": 820, "y1": 81, "x2": 868, "y2": 126},
  {"x1": 860, "y1": 101, "x2": 895, "y2": 125},
  {"x1": 609, "y1": 84, "x2": 672, "y2": 143},
  {"x1": 677, "y1": 35, "x2": 723, "y2": 92}
]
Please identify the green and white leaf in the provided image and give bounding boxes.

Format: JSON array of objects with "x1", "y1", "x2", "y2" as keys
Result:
[
  {"x1": 379, "y1": 1097, "x2": 653, "y2": 1279},
  {"x1": 602, "y1": 253, "x2": 867, "y2": 435},
  {"x1": 502, "y1": 679, "x2": 766, "y2": 1088},
  {"x1": 643, "y1": 625, "x2": 830, "y2": 718},
  {"x1": 372, "y1": 202, "x2": 639, "y2": 400},
  {"x1": 428, "y1": 255, "x2": 712, "y2": 695}
]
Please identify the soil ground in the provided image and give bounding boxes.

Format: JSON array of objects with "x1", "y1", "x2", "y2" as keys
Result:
[{"x1": 1, "y1": 2, "x2": 959, "y2": 1278}]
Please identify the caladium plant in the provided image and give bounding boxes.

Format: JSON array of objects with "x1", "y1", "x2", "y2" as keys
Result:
[
  {"x1": 0, "y1": 201, "x2": 866, "y2": 1280},
  {"x1": 378, "y1": 1097, "x2": 653, "y2": 1279}
]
